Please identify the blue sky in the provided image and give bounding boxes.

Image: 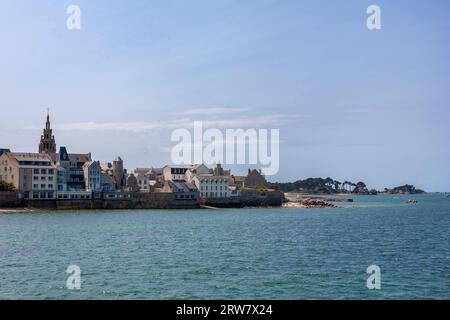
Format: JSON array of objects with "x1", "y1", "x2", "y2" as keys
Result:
[{"x1": 0, "y1": 0, "x2": 449, "y2": 191}]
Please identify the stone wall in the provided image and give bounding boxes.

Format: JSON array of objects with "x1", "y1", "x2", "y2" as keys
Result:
[
  {"x1": 202, "y1": 198, "x2": 243, "y2": 208},
  {"x1": 1, "y1": 191, "x2": 199, "y2": 210},
  {"x1": 0, "y1": 191, "x2": 24, "y2": 208},
  {"x1": 240, "y1": 189, "x2": 285, "y2": 207},
  {"x1": 1, "y1": 190, "x2": 284, "y2": 210}
]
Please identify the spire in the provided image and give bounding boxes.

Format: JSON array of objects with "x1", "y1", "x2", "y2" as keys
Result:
[
  {"x1": 46, "y1": 108, "x2": 50, "y2": 129},
  {"x1": 39, "y1": 109, "x2": 56, "y2": 154}
]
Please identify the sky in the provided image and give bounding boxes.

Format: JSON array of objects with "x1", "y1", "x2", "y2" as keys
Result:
[{"x1": 0, "y1": 0, "x2": 449, "y2": 191}]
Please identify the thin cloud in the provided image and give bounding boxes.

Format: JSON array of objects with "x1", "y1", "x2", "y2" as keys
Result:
[
  {"x1": 32, "y1": 113, "x2": 301, "y2": 133},
  {"x1": 347, "y1": 107, "x2": 376, "y2": 114},
  {"x1": 176, "y1": 107, "x2": 249, "y2": 116}
]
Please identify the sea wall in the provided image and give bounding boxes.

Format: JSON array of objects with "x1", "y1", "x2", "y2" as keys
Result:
[
  {"x1": 1, "y1": 190, "x2": 284, "y2": 210},
  {"x1": 202, "y1": 197, "x2": 243, "y2": 208},
  {"x1": 0, "y1": 191, "x2": 24, "y2": 208},
  {"x1": 240, "y1": 189, "x2": 285, "y2": 207},
  {"x1": 1, "y1": 192, "x2": 199, "y2": 210}
]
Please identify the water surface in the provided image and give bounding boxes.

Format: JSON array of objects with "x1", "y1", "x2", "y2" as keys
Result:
[{"x1": 0, "y1": 194, "x2": 449, "y2": 299}]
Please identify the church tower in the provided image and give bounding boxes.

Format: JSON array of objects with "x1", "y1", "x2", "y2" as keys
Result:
[{"x1": 38, "y1": 111, "x2": 57, "y2": 154}]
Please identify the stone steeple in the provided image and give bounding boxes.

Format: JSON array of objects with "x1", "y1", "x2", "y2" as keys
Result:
[{"x1": 38, "y1": 110, "x2": 57, "y2": 154}]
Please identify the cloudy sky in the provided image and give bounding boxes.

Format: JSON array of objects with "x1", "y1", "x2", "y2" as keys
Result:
[{"x1": 0, "y1": 0, "x2": 449, "y2": 191}]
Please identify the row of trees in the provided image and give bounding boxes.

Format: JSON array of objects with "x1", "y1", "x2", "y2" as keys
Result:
[{"x1": 270, "y1": 178, "x2": 374, "y2": 194}]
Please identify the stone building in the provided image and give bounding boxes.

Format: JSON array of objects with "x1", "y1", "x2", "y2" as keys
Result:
[
  {"x1": 101, "y1": 157, "x2": 127, "y2": 190},
  {"x1": 232, "y1": 169, "x2": 268, "y2": 188}
]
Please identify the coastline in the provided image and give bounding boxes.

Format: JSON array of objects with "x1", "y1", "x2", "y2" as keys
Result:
[{"x1": 0, "y1": 208, "x2": 37, "y2": 214}]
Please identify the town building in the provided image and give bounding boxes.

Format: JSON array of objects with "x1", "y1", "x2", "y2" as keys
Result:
[
  {"x1": 56, "y1": 146, "x2": 92, "y2": 191},
  {"x1": 191, "y1": 175, "x2": 231, "y2": 199},
  {"x1": 0, "y1": 152, "x2": 57, "y2": 199},
  {"x1": 185, "y1": 164, "x2": 231, "y2": 199},
  {"x1": 101, "y1": 157, "x2": 126, "y2": 190},
  {"x1": 132, "y1": 168, "x2": 152, "y2": 191},
  {"x1": 83, "y1": 161, "x2": 102, "y2": 191},
  {"x1": 232, "y1": 169, "x2": 267, "y2": 188}
]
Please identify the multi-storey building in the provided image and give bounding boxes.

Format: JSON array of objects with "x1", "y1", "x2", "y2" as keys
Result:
[
  {"x1": 190, "y1": 174, "x2": 231, "y2": 199},
  {"x1": 132, "y1": 168, "x2": 152, "y2": 191},
  {"x1": 185, "y1": 164, "x2": 231, "y2": 199},
  {"x1": 56, "y1": 146, "x2": 92, "y2": 191},
  {"x1": 0, "y1": 152, "x2": 57, "y2": 199},
  {"x1": 83, "y1": 161, "x2": 102, "y2": 191}
]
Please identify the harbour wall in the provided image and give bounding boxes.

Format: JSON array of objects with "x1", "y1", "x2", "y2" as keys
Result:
[{"x1": 0, "y1": 192, "x2": 199, "y2": 210}]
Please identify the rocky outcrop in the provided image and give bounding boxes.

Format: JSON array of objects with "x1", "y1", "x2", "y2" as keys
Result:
[
  {"x1": 283, "y1": 198, "x2": 336, "y2": 209},
  {"x1": 383, "y1": 185, "x2": 425, "y2": 194}
]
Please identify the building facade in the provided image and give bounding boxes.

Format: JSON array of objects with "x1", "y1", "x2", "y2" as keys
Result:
[
  {"x1": 83, "y1": 161, "x2": 102, "y2": 191},
  {"x1": 191, "y1": 175, "x2": 231, "y2": 199},
  {"x1": 0, "y1": 152, "x2": 57, "y2": 199}
]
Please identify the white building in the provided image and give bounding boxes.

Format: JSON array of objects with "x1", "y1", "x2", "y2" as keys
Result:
[{"x1": 191, "y1": 175, "x2": 231, "y2": 199}]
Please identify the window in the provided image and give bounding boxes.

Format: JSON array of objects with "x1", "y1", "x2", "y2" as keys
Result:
[
  {"x1": 41, "y1": 169, "x2": 47, "y2": 174},
  {"x1": 48, "y1": 176, "x2": 54, "y2": 181},
  {"x1": 33, "y1": 169, "x2": 39, "y2": 174},
  {"x1": 33, "y1": 184, "x2": 39, "y2": 189},
  {"x1": 33, "y1": 176, "x2": 38, "y2": 181},
  {"x1": 48, "y1": 184, "x2": 53, "y2": 189},
  {"x1": 48, "y1": 169, "x2": 54, "y2": 175},
  {"x1": 41, "y1": 176, "x2": 46, "y2": 181},
  {"x1": 41, "y1": 184, "x2": 46, "y2": 189}
]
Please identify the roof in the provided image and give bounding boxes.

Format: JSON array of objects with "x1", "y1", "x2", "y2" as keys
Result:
[
  {"x1": 233, "y1": 176, "x2": 246, "y2": 182},
  {"x1": 53, "y1": 152, "x2": 91, "y2": 163},
  {"x1": 170, "y1": 181, "x2": 198, "y2": 192},
  {"x1": 0, "y1": 149, "x2": 11, "y2": 155},
  {"x1": 164, "y1": 164, "x2": 206, "y2": 170},
  {"x1": 8, "y1": 152, "x2": 52, "y2": 162},
  {"x1": 196, "y1": 174, "x2": 231, "y2": 182},
  {"x1": 82, "y1": 161, "x2": 100, "y2": 168},
  {"x1": 68, "y1": 153, "x2": 91, "y2": 163},
  {"x1": 190, "y1": 164, "x2": 207, "y2": 170},
  {"x1": 149, "y1": 167, "x2": 163, "y2": 174},
  {"x1": 134, "y1": 168, "x2": 151, "y2": 174}
]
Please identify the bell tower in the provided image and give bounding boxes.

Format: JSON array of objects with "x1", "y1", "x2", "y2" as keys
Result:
[{"x1": 38, "y1": 109, "x2": 57, "y2": 154}]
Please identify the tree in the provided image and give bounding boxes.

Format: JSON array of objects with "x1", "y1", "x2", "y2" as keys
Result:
[{"x1": 0, "y1": 181, "x2": 15, "y2": 191}]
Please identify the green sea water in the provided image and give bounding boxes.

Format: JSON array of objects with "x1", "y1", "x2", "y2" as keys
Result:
[{"x1": 0, "y1": 194, "x2": 449, "y2": 299}]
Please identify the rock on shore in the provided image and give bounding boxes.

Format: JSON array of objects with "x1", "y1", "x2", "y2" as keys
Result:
[{"x1": 283, "y1": 198, "x2": 336, "y2": 208}]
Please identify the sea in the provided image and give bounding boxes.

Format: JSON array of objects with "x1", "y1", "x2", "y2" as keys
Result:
[{"x1": 0, "y1": 194, "x2": 449, "y2": 299}]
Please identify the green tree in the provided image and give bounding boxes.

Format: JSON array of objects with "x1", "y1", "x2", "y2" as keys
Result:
[{"x1": 0, "y1": 181, "x2": 15, "y2": 191}]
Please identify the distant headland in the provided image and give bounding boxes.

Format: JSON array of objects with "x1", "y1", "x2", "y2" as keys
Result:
[{"x1": 269, "y1": 178, "x2": 425, "y2": 195}]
